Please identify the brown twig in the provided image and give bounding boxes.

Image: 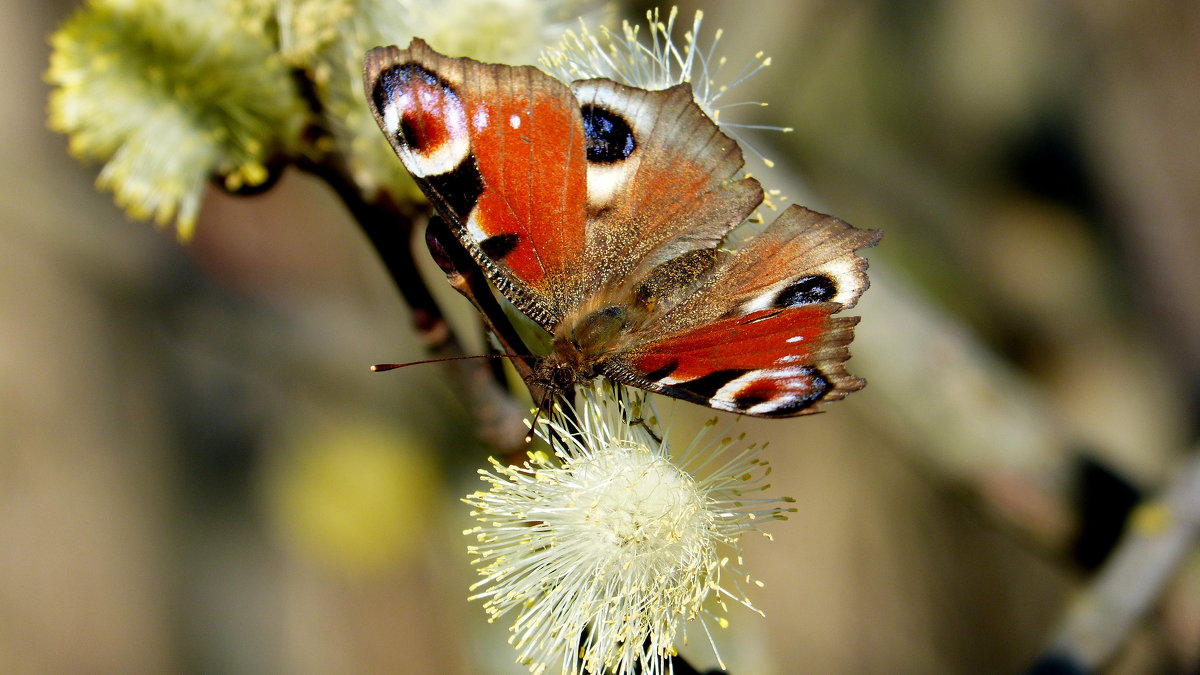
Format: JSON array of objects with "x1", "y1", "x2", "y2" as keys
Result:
[
  {"x1": 423, "y1": 215, "x2": 538, "y2": 382},
  {"x1": 296, "y1": 151, "x2": 529, "y2": 451}
]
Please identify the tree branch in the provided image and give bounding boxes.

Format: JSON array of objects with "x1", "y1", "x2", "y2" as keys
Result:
[
  {"x1": 1029, "y1": 448, "x2": 1200, "y2": 673},
  {"x1": 297, "y1": 153, "x2": 529, "y2": 452}
]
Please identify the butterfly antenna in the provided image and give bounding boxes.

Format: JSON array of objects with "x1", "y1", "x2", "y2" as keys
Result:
[{"x1": 370, "y1": 353, "x2": 518, "y2": 372}]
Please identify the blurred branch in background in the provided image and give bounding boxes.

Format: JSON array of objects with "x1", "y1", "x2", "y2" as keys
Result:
[
  {"x1": 1034, "y1": 449, "x2": 1200, "y2": 673},
  {"x1": 1072, "y1": 1, "x2": 1200, "y2": 398}
]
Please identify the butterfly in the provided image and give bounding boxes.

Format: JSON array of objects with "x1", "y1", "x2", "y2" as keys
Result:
[{"x1": 363, "y1": 39, "x2": 880, "y2": 418}]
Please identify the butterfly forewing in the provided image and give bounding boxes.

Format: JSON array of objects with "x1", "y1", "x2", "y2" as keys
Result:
[
  {"x1": 364, "y1": 40, "x2": 589, "y2": 328},
  {"x1": 570, "y1": 80, "x2": 763, "y2": 293},
  {"x1": 602, "y1": 205, "x2": 881, "y2": 417},
  {"x1": 601, "y1": 304, "x2": 858, "y2": 416}
]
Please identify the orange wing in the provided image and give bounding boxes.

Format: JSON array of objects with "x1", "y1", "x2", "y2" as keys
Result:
[{"x1": 364, "y1": 39, "x2": 588, "y2": 327}]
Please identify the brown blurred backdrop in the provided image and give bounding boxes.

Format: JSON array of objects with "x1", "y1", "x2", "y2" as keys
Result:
[{"x1": 3, "y1": 1, "x2": 1198, "y2": 673}]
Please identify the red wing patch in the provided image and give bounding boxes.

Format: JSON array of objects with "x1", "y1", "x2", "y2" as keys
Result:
[
  {"x1": 612, "y1": 305, "x2": 864, "y2": 417},
  {"x1": 461, "y1": 71, "x2": 587, "y2": 297},
  {"x1": 364, "y1": 40, "x2": 588, "y2": 326}
]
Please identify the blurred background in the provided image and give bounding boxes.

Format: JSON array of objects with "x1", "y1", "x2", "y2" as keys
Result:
[{"x1": 4, "y1": 0, "x2": 1199, "y2": 673}]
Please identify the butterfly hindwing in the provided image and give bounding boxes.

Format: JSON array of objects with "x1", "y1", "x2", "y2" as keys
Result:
[
  {"x1": 603, "y1": 205, "x2": 881, "y2": 417},
  {"x1": 611, "y1": 305, "x2": 861, "y2": 417},
  {"x1": 364, "y1": 39, "x2": 589, "y2": 328},
  {"x1": 716, "y1": 205, "x2": 879, "y2": 314}
]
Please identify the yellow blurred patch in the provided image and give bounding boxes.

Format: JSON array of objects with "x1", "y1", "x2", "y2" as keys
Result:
[
  {"x1": 1130, "y1": 501, "x2": 1172, "y2": 537},
  {"x1": 263, "y1": 424, "x2": 439, "y2": 576}
]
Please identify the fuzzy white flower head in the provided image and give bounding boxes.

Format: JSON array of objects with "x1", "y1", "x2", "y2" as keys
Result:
[{"x1": 464, "y1": 385, "x2": 794, "y2": 674}]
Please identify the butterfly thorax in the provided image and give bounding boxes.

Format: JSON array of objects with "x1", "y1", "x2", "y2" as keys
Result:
[
  {"x1": 535, "y1": 303, "x2": 637, "y2": 392},
  {"x1": 532, "y1": 260, "x2": 707, "y2": 394}
]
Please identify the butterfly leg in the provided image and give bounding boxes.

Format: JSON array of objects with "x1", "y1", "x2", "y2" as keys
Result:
[{"x1": 606, "y1": 382, "x2": 664, "y2": 444}]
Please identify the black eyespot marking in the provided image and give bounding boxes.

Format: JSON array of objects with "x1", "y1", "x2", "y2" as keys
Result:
[
  {"x1": 761, "y1": 366, "x2": 831, "y2": 417},
  {"x1": 733, "y1": 387, "x2": 773, "y2": 410},
  {"x1": 370, "y1": 67, "x2": 403, "y2": 119},
  {"x1": 581, "y1": 105, "x2": 636, "y2": 163},
  {"x1": 423, "y1": 155, "x2": 484, "y2": 222},
  {"x1": 372, "y1": 63, "x2": 452, "y2": 119},
  {"x1": 642, "y1": 359, "x2": 680, "y2": 383},
  {"x1": 673, "y1": 369, "x2": 749, "y2": 402},
  {"x1": 399, "y1": 115, "x2": 426, "y2": 153},
  {"x1": 773, "y1": 275, "x2": 837, "y2": 308},
  {"x1": 479, "y1": 232, "x2": 520, "y2": 260},
  {"x1": 372, "y1": 62, "x2": 461, "y2": 156}
]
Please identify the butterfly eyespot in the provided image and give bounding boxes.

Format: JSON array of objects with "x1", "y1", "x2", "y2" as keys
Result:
[
  {"x1": 733, "y1": 385, "x2": 776, "y2": 410},
  {"x1": 581, "y1": 105, "x2": 637, "y2": 163},
  {"x1": 399, "y1": 114, "x2": 440, "y2": 153},
  {"x1": 372, "y1": 62, "x2": 471, "y2": 178},
  {"x1": 773, "y1": 274, "x2": 837, "y2": 308},
  {"x1": 655, "y1": 365, "x2": 833, "y2": 417},
  {"x1": 370, "y1": 65, "x2": 408, "y2": 122},
  {"x1": 754, "y1": 367, "x2": 832, "y2": 416}
]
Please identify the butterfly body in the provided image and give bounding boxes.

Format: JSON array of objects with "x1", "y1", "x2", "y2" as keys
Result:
[{"x1": 365, "y1": 39, "x2": 880, "y2": 417}]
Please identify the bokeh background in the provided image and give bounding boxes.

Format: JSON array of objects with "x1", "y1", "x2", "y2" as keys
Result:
[{"x1": 4, "y1": 0, "x2": 1199, "y2": 673}]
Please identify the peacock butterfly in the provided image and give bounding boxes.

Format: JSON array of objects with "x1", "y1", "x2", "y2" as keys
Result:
[{"x1": 363, "y1": 39, "x2": 880, "y2": 417}]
